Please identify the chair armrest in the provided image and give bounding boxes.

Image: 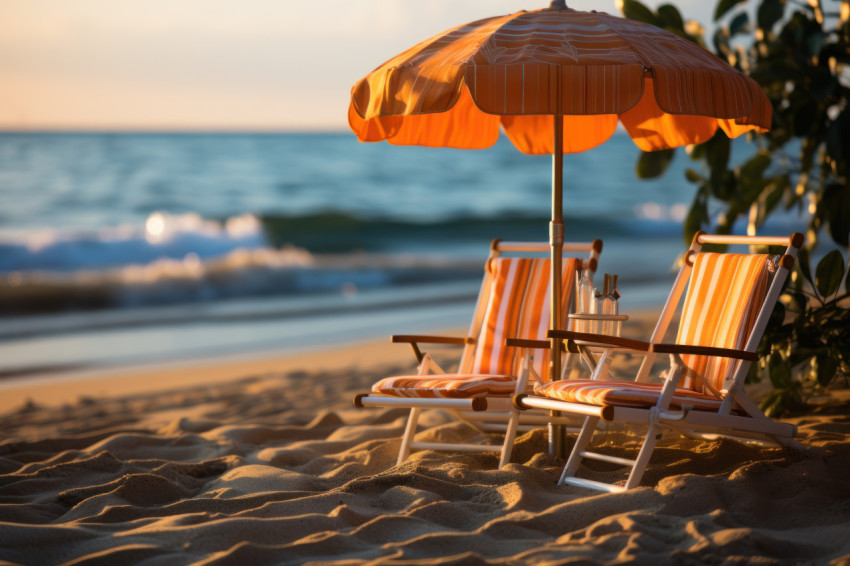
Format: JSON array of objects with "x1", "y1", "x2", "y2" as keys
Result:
[
  {"x1": 391, "y1": 334, "x2": 473, "y2": 346},
  {"x1": 506, "y1": 338, "x2": 575, "y2": 351},
  {"x1": 651, "y1": 343, "x2": 758, "y2": 361},
  {"x1": 506, "y1": 338, "x2": 549, "y2": 349},
  {"x1": 392, "y1": 334, "x2": 474, "y2": 365},
  {"x1": 547, "y1": 330, "x2": 651, "y2": 351}
]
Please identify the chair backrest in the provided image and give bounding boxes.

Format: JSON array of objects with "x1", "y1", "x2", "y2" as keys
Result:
[
  {"x1": 675, "y1": 252, "x2": 770, "y2": 393},
  {"x1": 468, "y1": 256, "x2": 579, "y2": 379}
]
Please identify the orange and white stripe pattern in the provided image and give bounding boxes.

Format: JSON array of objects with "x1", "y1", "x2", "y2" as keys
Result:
[
  {"x1": 349, "y1": 5, "x2": 770, "y2": 155},
  {"x1": 372, "y1": 373, "x2": 518, "y2": 399},
  {"x1": 471, "y1": 257, "x2": 577, "y2": 378},
  {"x1": 372, "y1": 257, "x2": 578, "y2": 399},
  {"x1": 514, "y1": 258, "x2": 576, "y2": 381},
  {"x1": 532, "y1": 253, "x2": 769, "y2": 412},
  {"x1": 676, "y1": 253, "x2": 769, "y2": 393},
  {"x1": 533, "y1": 379, "x2": 728, "y2": 412}
]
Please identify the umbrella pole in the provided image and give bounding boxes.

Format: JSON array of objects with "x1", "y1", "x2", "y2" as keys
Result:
[{"x1": 549, "y1": 114, "x2": 565, "y2": 459}]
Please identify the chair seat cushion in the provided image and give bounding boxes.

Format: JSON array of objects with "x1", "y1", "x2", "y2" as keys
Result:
[
  {"x1": 533, "y1": 379, "x2": 725, "y2": 411},
  {"x1": 372, "y1": 373, "x2": 517, "y2": 399}
]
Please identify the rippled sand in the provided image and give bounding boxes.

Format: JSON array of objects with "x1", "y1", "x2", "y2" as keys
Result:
[{"x1": 1, "y1": 342, "x2": 848, "y2": 565}]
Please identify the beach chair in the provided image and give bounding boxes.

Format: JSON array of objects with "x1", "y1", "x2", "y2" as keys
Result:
[
  {"x1": 514, "y1": 232, "x2": 804, "y2": 492},
  {"x1": 353, "y1": 239, "x2": 602, "y2": 468}
]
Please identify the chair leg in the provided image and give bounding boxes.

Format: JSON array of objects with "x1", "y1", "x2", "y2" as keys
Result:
[
  {"x1": 558, "y1": 416, "x2": 598, "y2": 485},
  {"x1": 498, "y1": 407, "x2": 521, "y2": 469},
  {"x1": 500, "y1": 351, "x2": 535, "y2": 469},
  {"x1": 623, "y1": 422, "x2": 661, "y2": 490},
  {"x1": 397, "y1": 408, "x2": 421, "y2": 465}
]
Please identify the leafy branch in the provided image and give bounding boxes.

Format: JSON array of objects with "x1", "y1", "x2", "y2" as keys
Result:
[{"x1": 621, "y1": 0, "x2": 850, "y2": 415}]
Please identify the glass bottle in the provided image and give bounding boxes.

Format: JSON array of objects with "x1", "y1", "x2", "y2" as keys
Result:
[
  {"x1": 577, "y1": 270, "x2": 593, "y2": 333},
  {"x1": 601, "y1": 273, "x2": 613, "y2": 335},
  {"x1": 611, "y1": 274, "x2": 621, "y2": 337}
]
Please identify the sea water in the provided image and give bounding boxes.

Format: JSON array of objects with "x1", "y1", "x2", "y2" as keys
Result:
[{"x1": 0, "y1": 132, "x2": 800, "y2": 377}]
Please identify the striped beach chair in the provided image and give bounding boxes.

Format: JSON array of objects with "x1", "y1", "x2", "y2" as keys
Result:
[
  {"x1": 515, "y1": 232, "x2": 804, "y2": 492},
  {"x1": 354, "y1": 239, "x2": 602, "y2": 468}
]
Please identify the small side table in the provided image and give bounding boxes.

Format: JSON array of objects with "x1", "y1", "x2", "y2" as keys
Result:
[
  {"x1": 567, "y1": 313, "x2": 630, "y2": 378},
  {"x1": 568, "y1": 313, "x2": 629, "y2": 337}
]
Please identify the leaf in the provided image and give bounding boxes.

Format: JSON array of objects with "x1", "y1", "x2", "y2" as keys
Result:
[
  {"x1": 685, "y1": 169, "x2": 703, "y2": 183},
  {"x1": 797, "y1": 247, "x2": 814, "y2": 286},
  {"x1": 746, "y1": 358, "x2": 762, "y2": 384},
  {"x1": 846, "y1": 264, "x2": 850, "y2": 296},
  {"x1": 791, "y1": 100, "x2": 819, "y2": 137},
  {"x1": 707, "y1": 133, "x2": 731, "y2": 195},
  {"x1": 758, "y1": 0, "x2": 786, "y2": 33},
  {"x1": 785, "y1": 291, "x2": 809, "y2": 314},
  {"x1": 689, "y1": 142, "x2": 707, "y2": 161},
  {"x1": 768, "y1": 301, "x2": 786, "y2": 328},
  {"x1": 657, "y1": 4, "x2": 685, "y2": 31},
  {"x1": 768, "y1": 351, "x2": 791, "y2": 388},
  {"x1": 760, "y1": 390, "x2": 785, "y2": 417},
  {"x1": 714, "y1": 0, "x2": 746, "y2": 21},
  {"x1": 799, "y1": 137, "x2": 819, "y2": 176},
  {"x1": 764, "y1": 176, "x2": 789, "y2": 216},
  {"x1": 823, "y1": 183, "x2": 850, "y2": 247},
  {"x1": 621, "y1": 0, "x2": 658, "y2": 26},
  {"x1": 815, "y1": 354, "x2": 839, "y2": 387},
  {"x1": 684, "y1": 198, "x2": 708, "y2": 245},
  {"x1": 815, "y1": 250, "x2": 845, "y2": 298},
  {"x1": 713, "y1": 28, "x2": 732, "y2": 59},
  {"x1": 826, "y1": 110, "x2": 850, "y2": 189},
  {"x1": 761, "y1": 385, "x2": 803, "y2": 418},
  {"x1": 636, "y1": 149, "x2": 675, "y2": 179},
  {"x1": 729, "y1": 11, "x2": 750, "y2": 36},
  {"x1": 740, "y1": 153, "x2": 772, "y2": 181},
  {"x1": 811, "y1": 68, "x2": 836, "y2": 102},
  {"x1": 710, "y1": 169, "x2": 737, "y2": 201}
]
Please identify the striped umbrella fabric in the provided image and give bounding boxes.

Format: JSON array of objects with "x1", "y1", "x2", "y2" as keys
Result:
[
  {"x1": 347, "y1": 0, "x2": 772, "y2": 456},
  {"x1": 348, "y1": 2, "x2": 771, "y2": 154}
]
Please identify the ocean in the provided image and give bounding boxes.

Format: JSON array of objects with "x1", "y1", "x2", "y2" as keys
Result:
[{"x1": 0, "y1": 132, "x2": 801, "y2": 378}]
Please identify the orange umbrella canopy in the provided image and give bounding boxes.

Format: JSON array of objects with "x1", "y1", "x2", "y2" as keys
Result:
[{"x1": 348, "y1": 2, "x2": 771, "y2": 155}]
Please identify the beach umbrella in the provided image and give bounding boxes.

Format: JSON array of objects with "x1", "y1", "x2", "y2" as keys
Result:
[{"x1": 347, "y1": 0, "x2": 771, "y2": 455}]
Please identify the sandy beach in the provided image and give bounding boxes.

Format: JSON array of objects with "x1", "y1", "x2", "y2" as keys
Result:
[
  {"x1": 4, "y1": 0, "x2": 848, "y2": 561},
  {"x1": 1, "y1": 321, "x2": 849, "y2": 565}
]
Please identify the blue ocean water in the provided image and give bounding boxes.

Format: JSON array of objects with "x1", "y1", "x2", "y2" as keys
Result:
[{"x1": 0, "y1": 132, "x2": 803, "y2": 377}]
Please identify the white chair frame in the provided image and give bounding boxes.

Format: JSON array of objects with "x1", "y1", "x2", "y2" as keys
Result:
[
  {"x1": 354, "y1": 239, "x2": 602, "y2": 468},
  {"x1": 512, "y1": 232, "x2": 804, "y2": 492}
]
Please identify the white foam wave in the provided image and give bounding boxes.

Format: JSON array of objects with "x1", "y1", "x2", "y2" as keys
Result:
[
  {"x1": 634, "y1": 202, "x2": 689, "y2": 222},
  {"x1": 1, "y1": 212, "x2": 273, "y2": 273}
]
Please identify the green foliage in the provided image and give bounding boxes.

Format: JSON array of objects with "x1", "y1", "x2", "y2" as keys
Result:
[
  {"x1": 757, "y1": 0, "x2": 786, "y2": 32},
  {"x1": 714, "y1": 0, "x2": 747, "y2": 22},
  {"x1": 623, "y1": 0, "x2": 850, "y2": 414},
  {"x1": 620, "y1": 0, "x2": 658, "y2": 26},
  {"x1": 620, "y1": 1, "x2": 705, "y2": 44},
  {"x1": 758, "y1": 251, "x2": 850, "y2": 416},
  {"x1": 815, "y1": 250, "x2": 845, "y2": 298},
  {"x1": 636, "y1": 149, "x2": 675, "y2": 178}
]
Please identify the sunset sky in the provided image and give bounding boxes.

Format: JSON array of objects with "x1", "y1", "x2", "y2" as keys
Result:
[{"x1": 1, "y1": 0, "x2": 714, "y2": 131}]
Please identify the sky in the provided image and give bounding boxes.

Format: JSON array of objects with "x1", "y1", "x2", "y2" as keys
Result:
[{"x1": 0, "y1": 0, "x2": 713, "y2": 131}]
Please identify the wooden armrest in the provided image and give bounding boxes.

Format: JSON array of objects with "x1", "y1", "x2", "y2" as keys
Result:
[
  {"x1": 548, "y1": 330, "x2": 651, "y2": 351},
  {"x1": 651, "y1": 343, "x2": 758, "y2": 361},
  {"x1": 505, "y1": 338, "x2": 574, "y2": 352},
  {"x1": 391, "y1": 334, "x2": 473, "y2": 346},
  {"x1": 506, "y1": 338, "x2": 550, "y2": 349}
]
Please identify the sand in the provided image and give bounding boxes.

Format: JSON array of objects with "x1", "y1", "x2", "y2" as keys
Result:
[{"x1": 1, "y1": 332, "x2": 849, "y2": 565}]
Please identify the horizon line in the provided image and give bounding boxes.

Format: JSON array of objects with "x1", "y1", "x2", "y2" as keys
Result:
[{"x1": 0, "y1": 126, "x2": 352, "y2": 135}]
